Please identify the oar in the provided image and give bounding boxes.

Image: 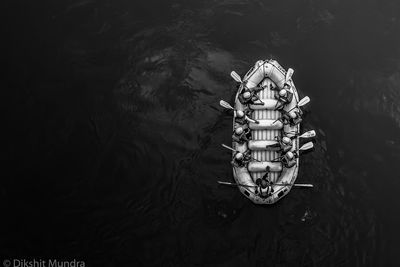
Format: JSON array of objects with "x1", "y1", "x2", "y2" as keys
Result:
[
  {"x1": 274, "y1": 183, "x2": 313, "y2": 188},
  {"x1": 285, "y1": 68, "x2": 294, "y2": 83},
  {"x1": 266, "y1": 131, "x2": 315, "y2": 149},
  {"x1": 299, "y1": 141, "x2": 314, "y2": 151},
  {"x1": 218, "y1": 181, "x2": 313, "y2": 188},
  {"x1": 217, "y1": 181, "x2": 257, "y2": 188},
  {"x1": 230, "y1": 71, "x2": 242, "y2": 83},
  {"x1": 271, "y1": 142, "x2": 314, "y2": 161},
  {"x1": 221, "y1": 144, "x2": 262, "y2": 162},
  {"x1": 219, "y1": 100, "x2": 234, "y2": 110},
  {"x1": 286, "y1": 96, "x2": 310, "y2": 113},
  {"x1": 286, "y1": 130, "x2": 316, "y2": 139},
  {"x1": 298, "y1": 130, "x2": 316, "y2": 139},
  {"x1": 222, "y1": 144, "x2": 236, "y2": 153}
]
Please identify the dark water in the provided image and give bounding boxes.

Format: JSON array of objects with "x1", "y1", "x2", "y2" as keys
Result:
[{"x1": 3, "y1": 0, "x2": 400, "y2": 266}]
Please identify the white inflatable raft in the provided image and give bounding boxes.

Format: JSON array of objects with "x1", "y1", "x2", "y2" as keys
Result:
[{"x1": 233, "y1": 60, "x2": 300, "y2": 204}]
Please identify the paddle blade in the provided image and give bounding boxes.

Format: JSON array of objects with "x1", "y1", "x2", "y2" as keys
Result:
[
  {"x1": 285, "y1": 68, "x2": 294, "y2": 82},
  {"x1": 230, "y1": 71, "x2": 242, "y2": 83},
  {"x1": 219, "y1": 100, "x2": 234, "y2": 110},
  {"x1": 297, "y1": 96, "x2": 310, "y2": 107},
  {"x1": 299, "y1": 130, "x2": 316, "y2": 139},
  {"x1": 299, "y1": 141, "x2": 314, "y2": 151}
]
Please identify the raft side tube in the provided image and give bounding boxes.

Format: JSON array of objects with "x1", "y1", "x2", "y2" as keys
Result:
[
  {"x1": 249, "y1": 120, "x2": 283, "y2": 130},
  {"x1": 248, "y1": 140, "x2": 279, "y2": 151},
  {"x1": 248, "y1": 161, "x2": 282, "y2": 172}
]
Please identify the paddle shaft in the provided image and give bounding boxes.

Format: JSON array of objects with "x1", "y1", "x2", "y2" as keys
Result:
[{"x1": 218, "y1": 181, "x2": 313, "y2": 188}]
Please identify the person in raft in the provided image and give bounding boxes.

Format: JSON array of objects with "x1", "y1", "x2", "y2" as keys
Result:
[
  {"x1": 235, "y1": 109, "x2": 260, "y2": 125},
  {"x1": 275, "y1": 135, "x2": 293, "y2": 153},
  {"x1": 232, "y1": 126, "x2": 252, "y2": 144},
  {"x1": 281, "y1": 151, "x2": 298, "y2": 168},
  {"x1": 274, "y1": 85, "x2": 293, "y2": 110},
  {"x1": 231, "y1": 150, "x2": 252, "y2": 168},
  {"x1": 276, "y1": 109, "x2": 303, "y2": 126},
  {"x1": 288, "y1": 108, "x2": 303, "y2": 126},
  {"x1": 255, "y1": 166, "x2": 274, "y2": 198},
  {"x1": 238, "y1": 90, "x2": 264, "y2": 106}
]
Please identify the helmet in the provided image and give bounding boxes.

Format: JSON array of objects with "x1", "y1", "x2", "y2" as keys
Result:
[
  {"x1": 286, "y1": 151, "x2": 294, "y2": 160},
  {"x1": 279, "y1": 89, "x2": 286, "y2": 97},
  {"x1": 282, "y1": 137, "x2": 291, "y2": 144},
  {"x1": 260, "y1": 179, "x2": 269, "y2": 189},
  {"x1": 235, "y1": 127, "x2": 243, "y2": 135},
  {"x1": 235, "y1": 152, "x2": 244, "y2": 160},
  {"x1": 243, "y1": 91, "x2": 251, "y2": 99},
  {"x1": 289, "y1": 111, "x2": 297, "y2": 119},
  {"x1": 236, "y1": 110, "x2": 244, "y2": 118}
]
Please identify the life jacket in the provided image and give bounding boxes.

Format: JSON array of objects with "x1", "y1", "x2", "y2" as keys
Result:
[
  {"x1": 278, "y1": 111, "x2": 291, "y2": 125},
  {"x1": 282, "y1": 153, "x2": 297, "y2": 168},
  {"x1": 235, "y1": 109, "x2": 253, "y2": 125},
  {"x1": 289, "y1": 109, "x2": 303, "y2": 126},
  {"x1": 257, "y1": 181, "x2": 273, "y2": 198},
  {"x1": 232, "y1": 151, "x2": 251, "y2": 167},
  {"x1": 238, "y1": 90, "x2": 260, "y2": 105},
  {"x1": 274, "y1": 89, "x2": 293, "y2": 104},
  {"x1": 232, "y1": 127, "x2": 251, "y2": 144},
  {"x1": 277, "y1": 136, "x2": 293, "y2": 153}
]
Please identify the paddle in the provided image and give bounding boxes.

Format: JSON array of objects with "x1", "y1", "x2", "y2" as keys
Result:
[
  {"x1": 271, "y1": 141, "x2": 314, "y2": 161},
  {"x1": 286, "y1": 96, "x2": 310, "y2": 113},
  {"x1": 272, "y1": 96, "x2": 311, "y2": 124},
  {"x1": 285, "y1": 68, "x2": 294, "y2": 83},
  {"x1": 221, "y1": 144, "x2": 261, "y2": 162},
  {"x1": 230, "y1": 71, "x2": 242, "y2": 83},
  {"x1": 299, "y1": 141, "x2": 314, "y2": 151},
  {"x1": 298, "y1": 130, "x2": 316, "y2": 139},
  {"x1": 275, "y1": 183, "x2": 313, "y2": 188},
  {"x1": 217, "y1": 181, "x2": 313, "y2": 188},
  {"x1": 219, "y1": 100, "x2": 234, "y2": 110},
  {"x1": 266, "y1": 131, "x2": 316, "y2": 149},
  {"x1": 230, "y1": 71, "x2": 264, "y2": 97},
  {"x1": 217, "y1": 181, "x2": 257, "y2": 188},
  {"x1": 219, "y1": 102, "x2": 260, "y2": 124},
  {"x1": 286, "y1": 130, "x2": 316, "y2": 139}
]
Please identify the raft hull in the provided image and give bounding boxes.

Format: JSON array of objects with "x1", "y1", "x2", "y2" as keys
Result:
[{"x1": 233, "y1": 60, "x2": 300, "y2": 204}]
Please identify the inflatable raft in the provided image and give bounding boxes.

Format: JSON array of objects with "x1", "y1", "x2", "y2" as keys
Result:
[{"x1": 233, "y1": 60, "x2": 300, "y2": 204}]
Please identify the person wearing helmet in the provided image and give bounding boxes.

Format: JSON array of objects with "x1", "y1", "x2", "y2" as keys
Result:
[
  {"x1": 274, "y1": 110, "x2": 292, "y2": 125},
  {"x1": 288, "y1": 108, "x2": 303, "y2": 126},
  {"x1": 274, "y1": 85, "x2": 293, "y2": 110},
  {"x1": 276, "y1": 135, "x2": 293, "y2": 153},
  {"x1": 231, "y1": 150, "x2": 252, "y2": 167},
  {"x1": 282, "y1": 151, "x2": 297, "y2": 168},
  {"x1": 232, "y1": 126, "x2": 251, "y2": 144},
  {"x1": 255, "y1": 166, "x2": 274, "y2": 198},
  {"x1": 235, "y1": 109, "x2": 259, "y2": 125},
  {"x1": 238, "y1": 89, "x2": 264, "y2": 105}
]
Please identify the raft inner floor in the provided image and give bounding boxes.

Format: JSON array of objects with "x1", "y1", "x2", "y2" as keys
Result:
[{"x1": 251, "y1": 79, "x2": 280, "y2": 183}]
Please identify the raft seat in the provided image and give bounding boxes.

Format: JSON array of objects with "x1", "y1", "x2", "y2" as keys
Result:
[
  {"x1": 248, "y1": 161, "x2": 282, "y2": 172},
  {"x1": 250, "y1": 99, "x2": 278, "y2": 110},
  {"x1": 248, "y1": 140, "x2": 279, "y2": 151},
  {"x1": 249, "y1": 120, "x2": 283, "y2": 130}
]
